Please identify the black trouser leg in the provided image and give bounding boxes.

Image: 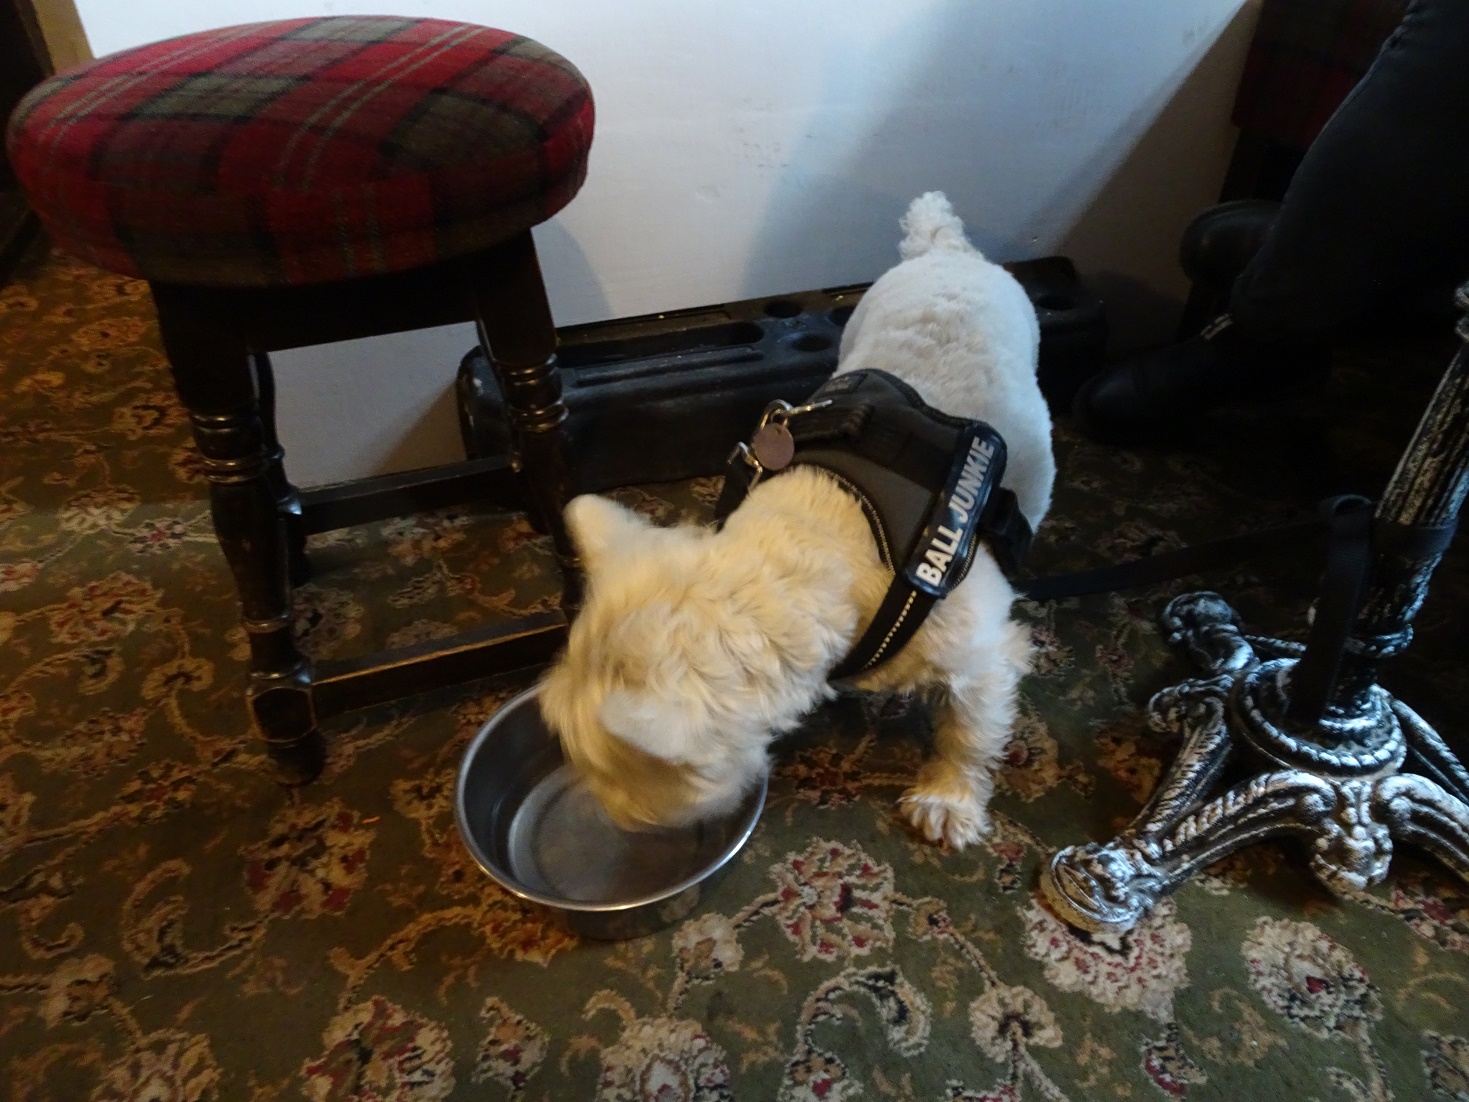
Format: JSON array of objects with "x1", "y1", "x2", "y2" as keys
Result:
[{"x1": 1231, "y1": 0, "x2": 1469, "y2": 341}]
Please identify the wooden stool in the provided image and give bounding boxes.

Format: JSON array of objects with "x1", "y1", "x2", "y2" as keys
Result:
[{"x1": 7, "y1": 16, "x2": 595, "y2": 783}]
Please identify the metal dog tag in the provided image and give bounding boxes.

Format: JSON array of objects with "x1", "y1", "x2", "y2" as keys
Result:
[{"x1": 750, "y1": 422, "x2": 795, "y2": 471}]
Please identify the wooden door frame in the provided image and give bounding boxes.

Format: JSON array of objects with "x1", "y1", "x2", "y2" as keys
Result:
[{"x1": 1, "y1": 0, "x2": 57, "y2": 283}]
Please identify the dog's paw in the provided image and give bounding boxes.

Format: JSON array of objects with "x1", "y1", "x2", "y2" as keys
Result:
[{"x1": 899, "y1": 766, "x2": 991, "y2": 850}]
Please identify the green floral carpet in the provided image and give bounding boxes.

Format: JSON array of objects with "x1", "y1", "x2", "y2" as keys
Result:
[{"x1": 3, "y1": 250, "x2": 1468, "y2": 1102}]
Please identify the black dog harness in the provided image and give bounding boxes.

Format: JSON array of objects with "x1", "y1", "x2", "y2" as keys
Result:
[{"x1": 714, "y1": 370, "x2": 1032, "y2": 680}]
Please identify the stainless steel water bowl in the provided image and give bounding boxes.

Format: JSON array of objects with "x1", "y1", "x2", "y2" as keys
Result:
[{"x1": 455, "y1": 685, "x2": 766, "y2": 940}]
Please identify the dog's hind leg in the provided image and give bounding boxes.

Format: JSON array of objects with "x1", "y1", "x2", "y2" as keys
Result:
[{"x1": 898, "y1": 619, "x2": 1031, "y2": 848}]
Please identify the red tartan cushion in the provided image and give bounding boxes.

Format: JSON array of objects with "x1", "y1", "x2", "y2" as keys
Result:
[{"x1": 6, "y1": 17, "x2": 594, "y2": 286}]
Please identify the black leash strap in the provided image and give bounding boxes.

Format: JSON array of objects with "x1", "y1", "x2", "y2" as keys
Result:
[
  {"x1": 1286, "y1": 496, "x2": 1375, "y2": 723},
  {"x1": 1285, "y1": 505, "x2": 1459, "y2": 723},
  {"x1": 713, "y1": 449, "x2": 757, "y2": 523},
  {"x1": 713, "y1": 370, "x2": 1466, "y2": 701},
  {"x1": 1016, "y1": 517, "x2": 1328, "y2": 601},
  {"x1": 1017, "y1": 493, "x2": 1458, "y2": 725}
]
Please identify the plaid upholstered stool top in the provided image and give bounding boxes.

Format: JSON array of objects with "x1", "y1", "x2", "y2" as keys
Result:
[{"x1": 5, "y1": 16, "x2": 594, "y2": 287}]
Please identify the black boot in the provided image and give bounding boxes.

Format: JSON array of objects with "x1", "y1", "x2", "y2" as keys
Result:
[
  {"x1": 1175, "y1": 199, "x2": 1280, "y2": 339},
  {"x1": 1071, "y1": 313, "x2": 1331, "y2": 445}
]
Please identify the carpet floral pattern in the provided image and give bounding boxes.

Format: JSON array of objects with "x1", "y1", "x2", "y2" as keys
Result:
[{"x1": 3, "y1": 253, "x2": 1469, "y2": 1101}]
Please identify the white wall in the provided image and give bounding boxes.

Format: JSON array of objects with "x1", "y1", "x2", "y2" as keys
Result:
[{"x1": 75, "y1": 0, "x2": 1259, "y2": 486}]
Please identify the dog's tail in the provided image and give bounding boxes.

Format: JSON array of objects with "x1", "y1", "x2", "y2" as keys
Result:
[{"x1": 899, "y1": 191, "x2": 978, "y2": 261}]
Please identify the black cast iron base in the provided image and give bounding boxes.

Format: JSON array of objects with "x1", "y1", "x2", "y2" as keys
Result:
[
  {"x1": 1041, "y1": 591, "x2": 1469, "y2": 933},
  {"x1": 1044, "y1": 279, "x2": 1469, "y2": 934}
]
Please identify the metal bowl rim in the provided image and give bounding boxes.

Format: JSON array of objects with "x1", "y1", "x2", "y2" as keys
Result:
[{"x1": 454, "y1": 683, "x2": 767, "y2": 915}]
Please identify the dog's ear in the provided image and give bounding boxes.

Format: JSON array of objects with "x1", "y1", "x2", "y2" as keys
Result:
[
  {"x1": 599, "y1": 688, "x2": 708, "y2": 765},
  {"x1": 565, "y1": 494, "x2": 653, "y2": 573}
]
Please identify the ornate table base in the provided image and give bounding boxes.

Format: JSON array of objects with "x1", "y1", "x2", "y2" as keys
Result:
[
  {"x1": 1041, "y1": 592, "x2": 1469, "y2": 933},
  {"x1": 1042, "y1": 281, "x2": 1469, "y2": 934}
]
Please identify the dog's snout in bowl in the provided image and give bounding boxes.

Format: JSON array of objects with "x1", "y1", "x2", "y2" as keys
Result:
[{"x1": 454, "y1": 685, "x2": 765, "y2": 940}]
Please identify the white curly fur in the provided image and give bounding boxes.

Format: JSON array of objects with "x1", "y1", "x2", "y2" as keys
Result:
[{"x1": 539, "y1": 192, "x2": 1055, "y2": 848}]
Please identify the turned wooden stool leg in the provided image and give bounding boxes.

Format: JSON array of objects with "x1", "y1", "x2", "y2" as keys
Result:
[
  {"x1": 470, "y1": 231, "x2": 583, "y2": 611},
  {"x1": 252, "y1": 351, "x2": 311, "y2": 587},
  {"x1": 154, "y1": 296, "x2": 325, "y2": 783}
]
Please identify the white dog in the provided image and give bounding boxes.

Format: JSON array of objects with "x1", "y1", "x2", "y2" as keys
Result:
[{"x1": 539, "y1": 192, "x2": 1055, "y2": 849}]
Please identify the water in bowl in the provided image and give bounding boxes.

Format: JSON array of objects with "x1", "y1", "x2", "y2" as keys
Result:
[{"x1": 504, "y1": 763, "x2": 714, "y2": 904}]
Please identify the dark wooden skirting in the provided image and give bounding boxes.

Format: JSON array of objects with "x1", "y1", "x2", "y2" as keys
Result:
[
  {"x1": 0, "y1": 192, "x2": 41, "y2": 286},
  {"x1": 300, "y1": 455, "x2": 524, "y2": 535},
  {"x1": 2, "y1": 0, "x2": 51, "y2": 289},
  {"x1": 313, "y1": 610, "x2": 567, "y2": 719}
]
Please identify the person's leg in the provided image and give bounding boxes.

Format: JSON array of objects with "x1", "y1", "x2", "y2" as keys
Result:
[
  {"x1": 1075, "y1": 0, "x2": 1469, "y2": 443},
  {"x1": 1232, "y1": 0, "x2": 1469, "y2": 337}
]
